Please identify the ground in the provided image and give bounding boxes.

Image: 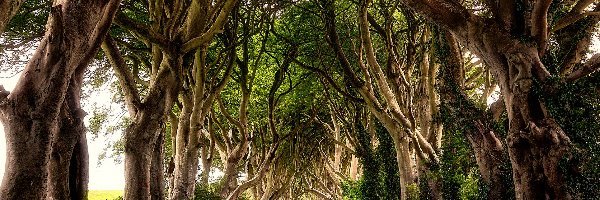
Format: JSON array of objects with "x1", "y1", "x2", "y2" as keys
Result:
[{"x1": 88, "y1": 190, "x2": 123, "y2": 200}]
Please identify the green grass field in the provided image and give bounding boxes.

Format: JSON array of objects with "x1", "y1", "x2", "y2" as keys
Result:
[{"x1": 88, "y1": 190, "x2": 123, "y2": 200}]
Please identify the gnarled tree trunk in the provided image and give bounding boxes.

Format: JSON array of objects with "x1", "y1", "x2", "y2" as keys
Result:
[
  {"x1": 121, "y1": 56, "x2": 178, "y2": 200},
  {"x1": 0, "y1": 0, "x2": 119, "y2": 199},
  {"x1": 150, "y1": 132, "x2": 165, "y2": 200},
  {"x1": 437, "y1": 32, "x2": 510, "y2": 200},
  {"x1": 401, "y1": 0, "x2": 578, "y2": 197}
]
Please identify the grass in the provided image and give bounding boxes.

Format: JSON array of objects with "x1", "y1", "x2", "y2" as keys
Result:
[{"x1": 88, "y1": 190, "x2": 123, "y2": 200}]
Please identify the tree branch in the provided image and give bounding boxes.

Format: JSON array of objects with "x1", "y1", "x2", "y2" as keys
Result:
[
  {"x1": 182, "y1": 0, "x2": 239, "y2": 52},
  {"x1": 217, "y1": 95, "x2": 243, "y2": 130},
  {"x1": 321, "y1": 0, "x2": 364, "y2": 88},
  {"x1": 401, "y1": 0, "x2": 471, "y2": 33},
  {"x1": 82, "y1": 0, "x2": 122, "y2": 64},
  {"x1": 291, "y1": 58, "x2": 364, "y2": 103},
  {"x1": 101, "y1": 35, "x2": 141, "y2": 117},
  {"x1": 0, "y1": 85, "x2": 9, "y2": 107},
  {"x1": 552, "y1": 11, "x2": 600, "y2": 32},
  {"x1": 113, "y1": 13, "x2": 169, "y2": 48},
  {"x1": 531, "y1": 0, "x2": 552, "y2": 53},
  {"x1": 0, "y1": 0, "x2": 26, "y2": 33},
  {"x1": 566, "y1": 53, "x2": 600, "y2": 82}
]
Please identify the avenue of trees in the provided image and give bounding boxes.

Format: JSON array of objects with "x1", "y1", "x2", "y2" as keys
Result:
[{"x1": 0, "y1": 0, "x2": 599, "y2": 199}]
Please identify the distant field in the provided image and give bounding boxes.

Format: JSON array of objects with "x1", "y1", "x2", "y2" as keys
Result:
[{"x1": 88, "y1": 190, "x2": 123, "y2": 200}]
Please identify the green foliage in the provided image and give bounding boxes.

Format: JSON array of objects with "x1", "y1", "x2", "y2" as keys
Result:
[
  {"x1": 374, "y1": 122, "x2": 400, "y2": 200},
  {"x1": 341, "y1": 180, "x2": 361, "y2": 200},
  {"x1": 437, "y1": 129, "x2": 483, "y2": 200},
  {"x1": 541, "y1": 75, "x2": 600, "y2": 199},
  {"x1": 342, "y1": 121, "x2": 401, "y2": 200},
  {"x1": 356, "y1": 123, "x2": 379, "y2": 200},
  {"x1": 4, "y1": 0, "x2": 50, "y2": 39},
  {"x1": 194, "y1": 184, "x2": 223, "y2": 200}
]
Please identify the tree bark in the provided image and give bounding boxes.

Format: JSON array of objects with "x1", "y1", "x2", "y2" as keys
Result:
[
  {"x1": 123, "y1": 79, "x2": 176, "y2": 200},
  {"x1": 171, "y1": 96, "x2": 201, "y2": 200},
  {"x1": 47, "y1": 70, "x2": 88, "y2": 200},
  {"x1": 437, "y1": 32, "x2": 511, "y2": 200},
  {"x1": 401, "y1": 0, "x2": 574, "y2": 198},
  {"x1": 0, "y1": 0, "x2": 119, "y2": 199},
  {"x1": 122, "y1": 69, "x2": 177, "y2": 200},
  {"x1": 69, "y1": 131, "x2": 89, "y2": 200},
  {"x1": 199, "y1": 139, "x2": 214, "y2": 185},
  {"x1": 395, "y1": 136, "x2": 417, "y2": 200},
  {"x1": 150, "y1": 132, "x2": 165, "y2": 200},
  {"x1": 103, "y1": 34, "x2": 179, "y2": 199},
  {"x1": 124, "y1": 139, "x2": 154, "y2": 200},
  {"x1": 0, "y1": 0, "x2": 25, "y2": 33}
]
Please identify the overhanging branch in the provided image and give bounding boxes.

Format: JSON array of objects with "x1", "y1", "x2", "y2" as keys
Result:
[{"x1": 566, "y1": 53, "x2": 600, "y2": 82}]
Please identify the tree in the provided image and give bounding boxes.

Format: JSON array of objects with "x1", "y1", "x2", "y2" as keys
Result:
[
  {"x1": 0, "y1": 0, "x2": 120, "y2": 199},
  {"x1": 101, "y1": 0, "x2": 238, "y2": 198},
  {"x1": 401, "y1": 0, "x2": 600, "y2": 198},
  {"x1": 0, "y1": 0, "x2": 26, "y2": 33},
  {"x1": 436, "y1": 31, "x2": 512, "y2": 199},
  {"x1": 297, "y1": 0, "x2": 443, "y2": 198}
]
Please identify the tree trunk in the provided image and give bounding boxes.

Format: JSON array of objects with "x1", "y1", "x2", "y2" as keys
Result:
[
  {"x1": 124, "y1": 141, "x2": 153, "y2": 200},
  {"x1": 199, "y1": 139, "x2": 214, "y2": 185},
  {"x1": 124, "y1": 109, "x2": 171, "y2": 200},
  {"x1": 395, "y1": 136, "x2": 416, "y2": 200},
  {"x1": 150, "y1": 132, "x2": 165, "y2": 200},
  {"x1": 0, "y1": 0, "x2": 119, "y2": 199},
  {"x1": 219, "y1": 148, "x2": 247, "y2": 198},
  {"x1": 467, "y1": 123, "x2": 508, "y2": 200},
  {"x1": 170, "y1": 95, "x2": 201, "y2": 200},
  {"x1": 123, "y1": 105, "x2": 171, "y2": 200},
  {"x1": 500, "y1": 48, "x2": 571, "y2": 199},
  {"x1": 437, "y1": 32, "x2": 511, "y2": 200},
  {"x1": 170, "y1": 130, "x2": 201, "y2": 199},
  {"x1": 349, "y1": 151, "x2": 359, "y2": 181},
  {"x1": 0, "y1": 0, "x2": 25, "y2": 33},
  {"x1": 69, "y1": 131, "x2": 89, "y2": 200},
  {"x1": 47, "y1": 71, "x2": 88, "y2": 200},
  {"x1": 489, "y1": 41, "x2": 570, "y2": 200},
  {"x1": 122, "y1": 53, "x2": 178, "y2": 200}
]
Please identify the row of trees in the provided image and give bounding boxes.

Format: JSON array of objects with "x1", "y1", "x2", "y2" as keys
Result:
[{"x1": 0, "y1": 0, "x2": 599, "y2": 199}]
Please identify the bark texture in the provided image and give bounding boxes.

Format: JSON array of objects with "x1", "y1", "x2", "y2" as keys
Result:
[
  {"x1": 0, "y1": 0, "x2": 25, "y2": 33},
  {"x1": 121, "y1": 56, "x2": 178, "y2": 200},
  {"x1": 150, "y1": 132, "x2": 165, "y2": 200},
  {"x1": 102, "y1": 33, "x2": 179, "y2": 200},
  {"x1": 399, "y1": 0, "x2": 594, "y2": 198},
  {"x1": 437, "y1": 32, "x2": 510, "y2": 199},
  {"x1": 0, "y1": 0, "x2": 120, "y2": 199}
]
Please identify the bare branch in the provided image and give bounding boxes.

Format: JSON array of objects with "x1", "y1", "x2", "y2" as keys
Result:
[
  {"x1": 566, "y1": 53, "x2": 600, "y2": 82},
  {"x1": 291, "y1": 58, "x2": 364, "y2": 103},
  {"x1": 531, "y1": 0, "x2": 552, "y2": 53},
  {"x1": 101, "y1": 35, "x2": 141, "y2": 116},
  {"x1": 217, "y1": 95, "x2": 243, "y2": 130},
  {"x1": 113, "y1": 13, "x2": 169, "y2": 48},
  {"x1": 182, "y1": 0, "x2": 239, "y2": 52},
  {"x1": 552, "y1": 11, "x2": 600, "y2": 32}
]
